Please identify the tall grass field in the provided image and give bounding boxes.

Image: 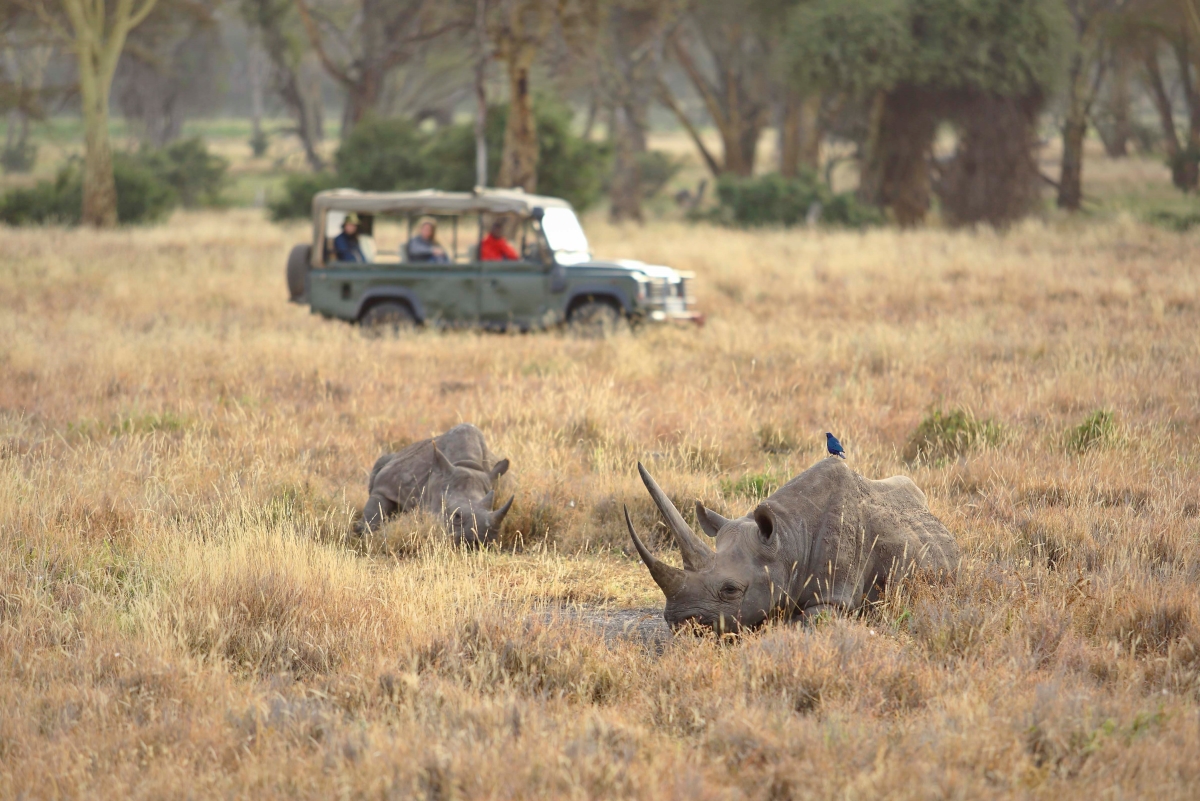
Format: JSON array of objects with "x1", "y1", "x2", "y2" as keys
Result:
[{"x1": 2, "y1": 210, "x2": 1199, "y2": 797}]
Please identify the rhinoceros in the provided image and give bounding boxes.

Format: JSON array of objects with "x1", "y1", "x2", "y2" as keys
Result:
[
  {"x1": 359, "y1": 423, "x2": 513, "y2": 544},
  {"x1": 625, "y1": 458, "x2": 959, "y2": 631}
]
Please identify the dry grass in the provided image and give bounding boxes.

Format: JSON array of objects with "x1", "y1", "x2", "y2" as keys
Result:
[{"x1": 2, "y1": 209, "x2": 1199, "y2": 798}]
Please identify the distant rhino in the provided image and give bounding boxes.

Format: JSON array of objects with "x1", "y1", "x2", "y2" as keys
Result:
[
  {"x1": 359, "y1": 423, "x2": 513, "y2": 544},
  {"x1": 625, "y1": 458, "x2": 960, "y2": 632}
]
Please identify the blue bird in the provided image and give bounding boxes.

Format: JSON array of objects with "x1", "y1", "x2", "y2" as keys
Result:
[{"x1": 825, "y1": 432, "x2": 846, "y2": 459}]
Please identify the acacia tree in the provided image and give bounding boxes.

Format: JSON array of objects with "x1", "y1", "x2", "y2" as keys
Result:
[
  {"x1": 787, "y1": 0, "x2": 1067, "y2": 227},
  {"x1": 658, "y1": 0, "x2": 773, "y2": 177},
  {"x1": 34, "y1": 0, "x2": 160, "y2": 226},
  {"x1": 1, "y1": 6, "x2": 53, "y2": 173},
  {"x1": 294, "y1": 0, "x2": 458, "y2": 134},
  {"x1": 600, "y1": 0, "x2": 678, "y2": 221},
  {"x1": 241, "y1": 0, "x2": 325, "y2": 170}
]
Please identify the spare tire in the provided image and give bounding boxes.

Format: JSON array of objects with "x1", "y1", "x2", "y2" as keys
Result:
[{"x1": 286, "y1": 244, "x2": 311, "y2": 301}]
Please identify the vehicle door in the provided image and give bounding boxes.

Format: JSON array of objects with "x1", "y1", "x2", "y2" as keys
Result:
[
  {"x1": 393, "y1": 214, "x2": 478, "y2": 325},
  {"x1": 479, "y1": 216, "x2": 552, "y2": 329}
]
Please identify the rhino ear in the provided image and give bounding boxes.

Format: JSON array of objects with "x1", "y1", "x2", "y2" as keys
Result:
[
  {"x1": 433, "y1": 443, "x2": 454, "y2": 473},
  {"x1": 489, "y1": 458, "x2": 510, "y2": 482},
  {"x1": 694, "y1": 501, "x2": 730, "y2": 538},
  {"x1": 753, "y1": 501, "x2": 777, "y2": 546}
]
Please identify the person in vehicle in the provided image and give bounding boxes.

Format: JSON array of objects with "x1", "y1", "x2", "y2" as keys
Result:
[
  {"x1": 333, "y1": 213, "x2": 367, "y2": 263},
  {"x1": 480, "y1": 218, "x2": 519, "y2": 261},
  {"x1": 406, "y1": 217, "x2": 449, "y2": 263}
]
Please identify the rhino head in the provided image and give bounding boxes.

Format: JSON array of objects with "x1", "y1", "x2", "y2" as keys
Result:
[
  {"x1": 435, "y1": 445, "x2": 513, "y2": 545},
  {"x1": 625, "y1": 463, "x2": 795, "y2": 633}
]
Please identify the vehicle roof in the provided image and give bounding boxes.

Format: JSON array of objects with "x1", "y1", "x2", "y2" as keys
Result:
[{"x1": 311, "y1": 188, "x2": 573, "y2": 218}]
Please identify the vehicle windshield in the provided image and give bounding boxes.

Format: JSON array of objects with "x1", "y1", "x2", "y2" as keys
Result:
[{"x1": 541, "y1": 207, "x2": 591, "y2": 265}]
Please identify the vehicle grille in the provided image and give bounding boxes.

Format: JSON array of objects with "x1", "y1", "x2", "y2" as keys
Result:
[{"x1": 647, "y1": 279, "x2": 669, "y2": 304}]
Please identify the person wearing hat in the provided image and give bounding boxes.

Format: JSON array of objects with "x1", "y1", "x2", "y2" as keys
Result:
[
  {"x1": 334, "y1": 213, "x2": 367, "y2": 263},
  {"x1": 406, "y1": 216, "x2": 449, "y2": 263}
]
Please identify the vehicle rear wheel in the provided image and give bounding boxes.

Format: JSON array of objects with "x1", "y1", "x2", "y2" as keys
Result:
[
  {"x1": 568, "y1": 300, "x2": 626, "y2": 339},
  {"x1": 360, "y1": 301, "x2": 416, "y2": 337}
]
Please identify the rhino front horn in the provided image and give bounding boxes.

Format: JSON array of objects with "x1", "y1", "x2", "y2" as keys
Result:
[
  {"x1": 624, "y1": 505, "x2": 684, "y2": 598},
  {"x1": 490, "y1": 495, "x2": 514, "y2": 529},
  {"x1": 637, "y1": 462, "x2": 714, "y2": 571}
]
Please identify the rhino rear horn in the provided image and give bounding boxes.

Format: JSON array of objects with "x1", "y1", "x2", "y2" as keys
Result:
[
  {"x1": 433, "y1": 443, "x2": 454, "y2": 473},
  {"x1": 694, "y1": 502, "x2": 730, "y2": 538},
  {"x1": 637, "y1": 462, "x2": 714, "y2": 571},
  {"x1": 490, "y1": 496, "x2": 514, "y2": 530},
  {"x1": 624, "y1": 505, "x2": 684, "y2": 598},
  {"x1": 489, "y1": 458, "x2": 510, "y2": 482}
]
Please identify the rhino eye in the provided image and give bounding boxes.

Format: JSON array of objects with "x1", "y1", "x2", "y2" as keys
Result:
[{"x1": 719, "y1": 582, "x2": 744, "y2": 601}]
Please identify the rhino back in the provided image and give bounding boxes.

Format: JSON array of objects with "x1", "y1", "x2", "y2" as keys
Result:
[
  {"x1": 433, "y1": 423, "x2": 496, "y2": 471},
  {"x1": 369, "y1": 424, "x2": 498, "y2": 511},
  {"x1": 766, "y1": 459, "x2": 958, "y2": 610}
]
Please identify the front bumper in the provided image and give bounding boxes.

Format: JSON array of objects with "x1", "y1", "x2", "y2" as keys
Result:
[{"x1": 647, "y1": 308, "x2": 705, "y2": 325}]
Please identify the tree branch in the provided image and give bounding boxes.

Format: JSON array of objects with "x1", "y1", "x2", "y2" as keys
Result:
[
  {"x1": 670, "y1": 34, "x2": 726, "y2": 131},
  {"x1": 656, "y1": 77, "x2": 720, "y2": 176},
  {"x1": 293, "y1": 0, "x2": 354, "y2": 88}
]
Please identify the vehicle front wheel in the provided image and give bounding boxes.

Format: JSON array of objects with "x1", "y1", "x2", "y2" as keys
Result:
[
  {"x1": 360, "y1": 301, "x2": 416, "y2": 338},
  {"x1": 567, "y1": 300, "x2": 626, "y2": 339}
]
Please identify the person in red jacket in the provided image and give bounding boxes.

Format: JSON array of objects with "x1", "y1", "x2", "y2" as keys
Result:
[{"x1": 479, "y1": 219, "x2": 520, "y2": 261}]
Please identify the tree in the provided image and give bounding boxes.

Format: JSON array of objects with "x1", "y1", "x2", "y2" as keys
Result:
[
  {"x1": 786, "y1": 0, "x2": 1068, "y2": 227},
  {"x1": 599, "y1": 0, "x2": 678, "y2": 221},
  {"x1": 113, "y1": 0, "x2": 220, "y2": 148},
  {"x1": 489, "y1": 0, "x2": 560, "y2": 192},
  {"x1": 657, "y1": 0, "x2": 773, "y2": 177},
  {"x1": 32, "y1": 0, "x2": 160, "y2": 226},
  {"x1": 294, "y1": 0, "x2": 458, "y2": 134},
  {"x1": 240, "y1": 0, "x2": 326, "y2": 170},
  {"x1": 1, "y1": 6, "x2": 53, "y2": 173},
  {"x1": 1057, "y1": 1, "x2": 1125, "y2": 211}
]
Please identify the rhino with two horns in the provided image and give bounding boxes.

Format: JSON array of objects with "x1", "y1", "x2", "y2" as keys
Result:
[
  {"x1": 625, "y1": 458, "x2": 960, "y2": 632},
  {"x1": 359, "y1": 423, "x2": 513, "y2": 544}
]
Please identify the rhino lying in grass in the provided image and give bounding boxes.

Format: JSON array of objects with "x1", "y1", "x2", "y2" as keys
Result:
[
  {"x1": 625, "y1": 458, "x2": 960, "y2": 632},
  {"x1": 359, "y1": 423, "x2": 512, "y2": 544}
]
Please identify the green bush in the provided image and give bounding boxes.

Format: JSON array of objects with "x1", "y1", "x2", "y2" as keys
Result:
[
  {"x1": 140, "y1": 137, "x2": 228, "y2": 207},
  {"x1": 335, "y1": 115, "x2": 429, "y2": 192},
  {"x1": 904, "y1": 407, "x2": 1002, "y2": 464},
  {"x1": 636, "y1": 150, "x2": 684, "y2": 199},
  {"x1": 1, "y1": 140, "x2": 38, "y2": 174},
  {"x1": 269, "y1": 99, "x2": 611, "y2": 219},
  {"x1": 249, "y1": 128, "x2": 269, "y2": 157},
  {"x1": 0, "y1": 152, "x2": 176, "y2": 226},
  {"x1": 268, "y1": 171, "x2": 340, "y2": 222},
  {"x1": 1145, "y1": 209, "x2": 1200, "y2": 233},
  {"x1": 1065, "y1": 410, "x2": 1116, "y2": 454},
  {"x1": 713, "y1": 172, "x2": 883, "y2": 228},
  {"x1": 0, "y1": 138, "x2": 225, "y2": 226}
]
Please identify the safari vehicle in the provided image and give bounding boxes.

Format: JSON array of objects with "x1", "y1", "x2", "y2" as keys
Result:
[{"x1": 285, "y1": 188, "x2": 701, "y2": 334}]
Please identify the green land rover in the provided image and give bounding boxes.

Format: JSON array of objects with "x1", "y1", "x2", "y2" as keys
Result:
[{"x1": 285, "y1": 188, "x2": 702, "y2": 334}]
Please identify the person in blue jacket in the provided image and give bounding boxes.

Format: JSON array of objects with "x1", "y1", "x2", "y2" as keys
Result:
[{"x1": 333, "y1": 213, "x2": 367, "y2": 263}]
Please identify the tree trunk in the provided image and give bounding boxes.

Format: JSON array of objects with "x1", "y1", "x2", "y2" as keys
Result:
[
  {"x1": 1107, "y1": 52, "x2": 1130, "y2": 157},
  {"x1": 1174, "y1": 37, "x2": 1200, "y2": 191},
  {"x1": 497, "y1": 46, "x2": 537, "y2": 192},
  {"x1": 473, "y1": 0, "x2": 488, "y2": 188},
  {"x1": 77, "y1": 52, "x2": 118, "y2": 227},
  {"x1": 249, "y1": 44, "x2": 266, "y2": 151},
  {"x1": 778, "y1": 92, "x2": 800, "y2": 178},
  {"x1": 798, "y1": 93, "x2": 821, "y2": 172},
  {"x1": 1057, "y1": 113, "x2": 1087, "y2": 210},
  {"x1": 1143, "y1": 48, "x2": 1188, "y2": 190},
  {"x1": 609, "y1": 103, "x2": 643, "y2": 223},
  {"x1": 858, "y1": 87, "x2": 938, "y2": 226}
]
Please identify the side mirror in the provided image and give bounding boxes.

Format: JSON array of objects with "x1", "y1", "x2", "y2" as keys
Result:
[{"x1": 530, "y1": 206, "x2": 545, "y2": 222}]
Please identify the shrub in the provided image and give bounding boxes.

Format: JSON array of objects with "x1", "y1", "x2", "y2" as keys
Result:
[
  {"x1": 636, "y1": 150, "x2": 684, "y2": 198},
  {"x1": 1, "y1": 140, "x2": 38, "y2": 174},
  {"x1": 266, "y1": 99, "x2": 612, "y2": 219},
  {"x1": 713, "y1": 171, "x2": 883, "y2": 228},
  {"x1": 249, "y1": 128, "x2": 269, "y2": 157},
  {"x1": 268, "y1": 171, "x2": 340, "y2": 221},
  {"x1": 1064, "y1": 410, "x2": 1116, "y2": 454},
  {"x1": 1145, "y1": 209, "x2": 1200, "y2": 233},
  {"x1": 139, "y1": 137, "x2": 229, "y2": 207},
  {"x1": 0, "y1": 152, "x2": 176, "y2": 226},
  {"x1": 335, "y1": 115, "x2": 429, "y2": 192},
  {"x1": 904, "y1": 407, "x2": 1002, "y2": 464}
]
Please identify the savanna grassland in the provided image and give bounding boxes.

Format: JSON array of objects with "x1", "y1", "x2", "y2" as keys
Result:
[{"x1": 2, "y1": 207, "x2": 1200, "y2": 798}]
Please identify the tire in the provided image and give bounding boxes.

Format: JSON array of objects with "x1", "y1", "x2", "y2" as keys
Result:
[
  {"x1": 360, "y1": 301, "x2": 416, "y2": 338},
  {"x1": 567, "y1": 299, "x2": 626, "y2": 339},
  {"x1": 286, "y1": 244, "x2": 311, "y2": 301}
]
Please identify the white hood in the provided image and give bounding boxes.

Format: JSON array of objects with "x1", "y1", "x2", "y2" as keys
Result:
[{"x1": 615, "y1": 259, "x2": 681, "y2": 281}]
